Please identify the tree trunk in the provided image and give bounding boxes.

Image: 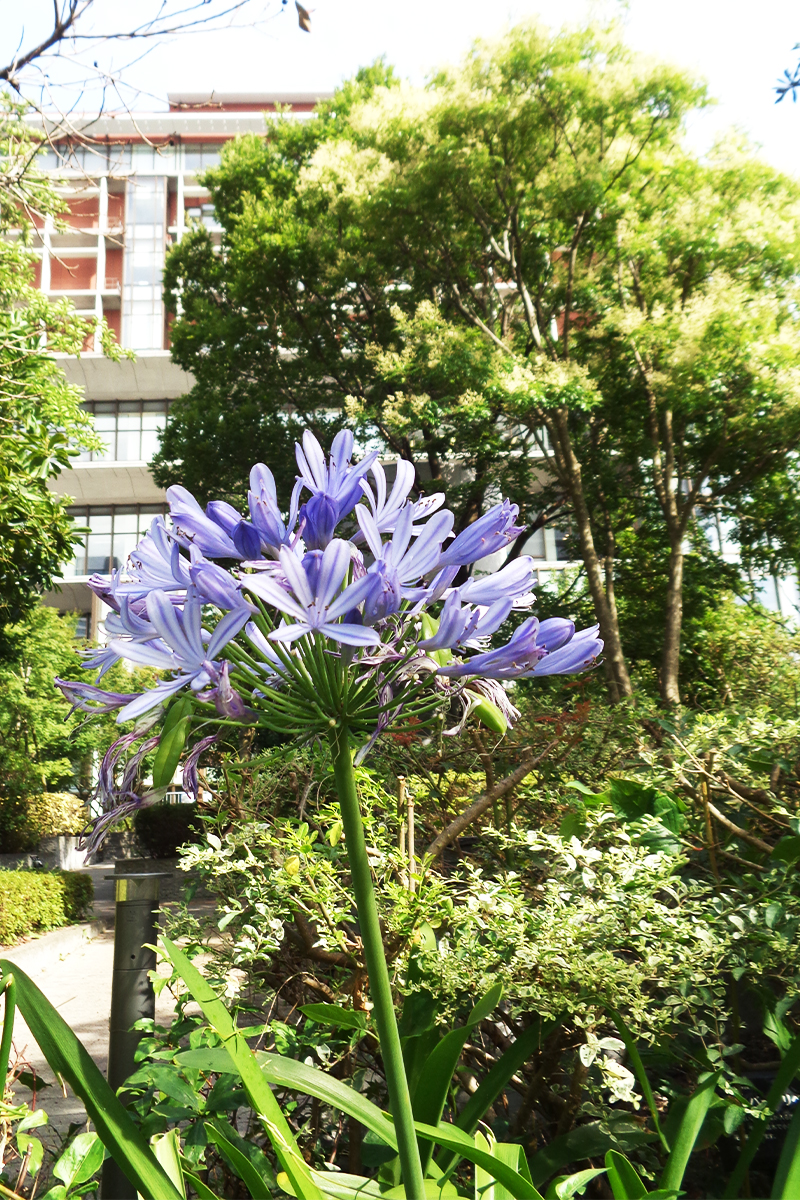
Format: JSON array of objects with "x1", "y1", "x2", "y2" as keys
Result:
[
  {"x1": 551, "y1": 410, "x2": 633, "y2": 701},
  {"x1": 661, "y1": 539, "x2": 684, "y2": 707}
]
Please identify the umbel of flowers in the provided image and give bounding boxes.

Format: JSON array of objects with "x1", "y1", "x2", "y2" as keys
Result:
[{"x1": 57, "y1": 431, "x2": 602, "y2": 1195}]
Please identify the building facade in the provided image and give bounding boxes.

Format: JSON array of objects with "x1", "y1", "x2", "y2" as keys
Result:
[{"x1": 36, "y1": 94, "x2": 330, "y2": 634}]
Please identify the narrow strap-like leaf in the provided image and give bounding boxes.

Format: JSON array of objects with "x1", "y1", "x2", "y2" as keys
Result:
[
  {"x1": 161, "y1": 936, "x2": 323, "y2": 1200},
  {"x1": 205, "y1": 1121, "x2": 271, "y2": 1198},
  {"x1": 605, "y1": 1150, "x2": 646, "y2": 1199},
  {"x1": 725, "y1": 1028, "x2": 800, "y2": 1198},
  {"x1": 659, "y1": 1072, "x2": 720, "y2": 1194},
  {"x1": 0, "y1": 959, "x2": 182, "y2": 1200},
  {"x1": 608, "y1": 1008, "x2": 669, "y2": 1153},
  {"x1": 771, "y1": 1100, "x2": 800, "y2": 1198}
]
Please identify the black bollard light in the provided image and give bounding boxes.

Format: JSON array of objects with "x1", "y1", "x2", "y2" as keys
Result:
[{"x1": 102, "y1": 866, "x2": 171, "y2": 1200}]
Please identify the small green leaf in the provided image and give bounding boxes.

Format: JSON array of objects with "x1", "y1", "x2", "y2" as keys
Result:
[
  {"x1": 546, "y1": 1167, "x2": 607, "y2": 1200},
  {"x1": 53, "y1": 1132, "x2": 105, "y2": 1189},
  {"x1": 772, "y1": 836, "x2": 800, "y2": 863},
  {"x1": 328, "y1": 820, "x2": 343, "y2": 846},
  {"x1": 17, "y1": 1131, "x2": 45, "y2": 1177},
  {"x1": 300, "y1": 1003, "x2": 367, "y2": 1031}
]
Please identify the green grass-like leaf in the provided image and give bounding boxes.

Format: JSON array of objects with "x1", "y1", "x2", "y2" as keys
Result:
[{"x1": 0, "y1": 959, "x2": 182, "y2": 1200}]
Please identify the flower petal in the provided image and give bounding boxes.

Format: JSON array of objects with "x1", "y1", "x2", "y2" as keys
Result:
[
  {"x1": 325, "y1": 569, "x2": 377, "y2": 621},
  {"x1": 243, "y1": 572, "x2": 308, "y2": 622},
  {"x1": 116, "y1": 675, "x2": 193, "y2": 723},
  {"x1": 279, "y1": 545, "x2": 316, "y2": 609},
  {"x1": 316, "y1": 539, "x2": 352, "y2": 610},
  {"x1": 206, "y1": 606, "x2": 252, "y2": 659},
  {"x1": 319, "y1": 622, "x2": 380, "y2": 646}
]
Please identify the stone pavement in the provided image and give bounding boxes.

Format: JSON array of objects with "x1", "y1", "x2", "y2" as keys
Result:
[{"x1": 0, "y1": 864, "x2": 218, "y2": 1153}]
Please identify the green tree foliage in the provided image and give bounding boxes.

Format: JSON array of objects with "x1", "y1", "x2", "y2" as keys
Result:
[
  {"x1": 0, "y1": 97, "x2": 121, "y2": 628},
  {"x1": 158, "y1": 25, "x2": 800, "y2": 707},
  {"x1": 0, "y1": 606, "x2": 145, "y2": 850}
]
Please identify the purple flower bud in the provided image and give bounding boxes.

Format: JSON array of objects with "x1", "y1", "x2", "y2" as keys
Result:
[
  {"x1": 459, "y1": 557, "x2": 535, "y2": 605},
  {"x1": 300, "y1": 494, "x2": 339, "y2": 550},
  {"x1": 167, "y1": 486, "x2": 241, "y2": 558},
  {"x1": 182, "y1": 734, "x2": 219, "y2": 800},
  {"x1": 232, "y1": 520, "x2": 263, "y2": 560},
  {"x1": 361, "y1": 561, "x2": 402, "y2": 625},
  {"x1": 206, "y1": 500, "x2": 243, "y2": 537},
  {"x1": 55, "y1": 678, "x2": 144, "y2": 717},
  {"x1": 214, "y1": 662, "x2": 247, "y2": 719}
]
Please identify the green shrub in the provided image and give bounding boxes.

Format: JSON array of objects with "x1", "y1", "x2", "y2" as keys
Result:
[
  {"x1": 26, "y1": 791, "x2": 87, "y2": 837},
  {"x1": 0, "y1": 869, "x2": 93, "y2": 945},
  {"x1": 133, "y1": 803, "x2": 203, "y2": 859},
  {"x1": 0, "y1": 796, "x2": 34, "y2": 853},
  {"x1": 0, "y1": 791, "x2": 88, "y2": 853}
]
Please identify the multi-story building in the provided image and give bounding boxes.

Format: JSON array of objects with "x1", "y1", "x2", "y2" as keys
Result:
[{"x1": 35, "y1": 93, "x2": 331, "y2": 635}]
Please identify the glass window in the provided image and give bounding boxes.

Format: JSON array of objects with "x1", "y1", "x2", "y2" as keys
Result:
[
  {"x1": 554, "y1": 529, "x2": 571, "y2": 561},
  {"x1": 141, "y1": 403, "x2": 167, "y2": 461},
  {"x1": 115, "y1": 413, "x2": 141, "y2": 461},
  {"x1": 64, "y1": 505, "x2": 168, "y2": 577},
  {"x1": 79, "y1": 400, "x2": 169, "y2": 463},
  {"x1": 122, "y1": 177, "x2": 166, "y2": 350},
  {"x1": 184, "y1": 143, "x2": 222, "y2": 172},
  {"x1": 86, "y1": 511, "x2": 113, "y2": 573}
]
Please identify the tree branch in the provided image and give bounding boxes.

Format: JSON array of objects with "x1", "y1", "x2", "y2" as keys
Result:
[{"x1": 423, "y1": 746, "x2": 556, "y2": 862}]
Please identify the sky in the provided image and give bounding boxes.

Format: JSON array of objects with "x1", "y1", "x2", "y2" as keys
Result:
[{"x1": 5, "y1": 0, "x2": 800, "y2": 176}]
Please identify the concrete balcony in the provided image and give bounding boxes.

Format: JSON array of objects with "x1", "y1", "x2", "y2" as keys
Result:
[
  {"x1": 54, "y1": 350, "x2": 195, "y2": 401},
  {"x1": 48, "y1": 460, "x2": 167, "y2": 506}
]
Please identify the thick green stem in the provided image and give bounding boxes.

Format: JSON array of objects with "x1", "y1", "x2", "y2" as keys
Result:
[
  {"x1": 0, "y1": 973, "x2": 15, "y2": 1100},
  {"x1": 329, "y1": 728, "x2": 425, "y2": 1198}
]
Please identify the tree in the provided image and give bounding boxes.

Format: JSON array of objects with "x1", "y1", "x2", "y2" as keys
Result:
[
  {"x1": 0, "y1": 605, "x2": 145, "y2": 848},
  {"x1": 593, "y1": 147, "x2": 800, "y2": 701},
  {"x1": 0, "y1": 96, "x2": 125, "y2": 628},
  {"x1": 158, "y1": 23, "x2": 800, "y2": 705},
  {"x1": 159, "y1": 33, "x2": 701, "y2": 700}
]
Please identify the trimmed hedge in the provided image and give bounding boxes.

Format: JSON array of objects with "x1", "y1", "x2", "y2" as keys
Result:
[
  {"x1": 0, "y1": 869, "x2": 93, "y2": 945},
  {"x1": 0, "y1": 792, "x2": 87, "y2": 853}
]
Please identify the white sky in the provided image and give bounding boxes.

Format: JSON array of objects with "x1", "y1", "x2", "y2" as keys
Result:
[{"x1": 5, "y1": 0, "x2": 800, "y2": 176}]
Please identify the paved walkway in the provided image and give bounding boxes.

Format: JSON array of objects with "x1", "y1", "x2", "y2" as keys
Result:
[{"x1": 0, "y1": 865, "x2": 217, "y2": 1151}]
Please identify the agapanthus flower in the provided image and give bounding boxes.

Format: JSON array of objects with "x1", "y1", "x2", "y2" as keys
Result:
[
  {"x1": 418, "y1": 591, "x2": 513, "y2": 651},
  {"x1": 358, "y1": 459, "x2": 445, "y2": 535},
  {"x1": 115, "y1": 517, "x2": 192, "y2": 599},
  {"x1": 105, "y1": 587, "x2": 250, "y2": 721},
  {"x1": 439, "y1": 616, "x2": 602, "y2": 679},
  {"x1": 57, "y1": 430, "x2": 602, "y2": 850}
]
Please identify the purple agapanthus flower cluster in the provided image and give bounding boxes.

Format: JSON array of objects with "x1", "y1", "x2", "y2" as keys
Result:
[{"x1": 57, "y1": 431, "x2": 602, "y2": 848}]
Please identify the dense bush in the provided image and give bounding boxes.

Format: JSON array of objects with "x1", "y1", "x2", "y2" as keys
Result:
[
  {"x1": 0, "y1": 869, "x2": 93, "y2": 944},
  {"x1": 133, "y1": 802, "x2": 203, "y2": 859},
  {"x1": 0, "y1": 606, "x2": 158, "y2": 851},
  {"x1": 153, "y1": 694, "x2": 800, "y2": 1191},
  {"x1": 0, "y1": 791, "x2": 87, "y2": 853},
  {"x1": 27, "y1": 792, "x2": 87, "y2": 838}
]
